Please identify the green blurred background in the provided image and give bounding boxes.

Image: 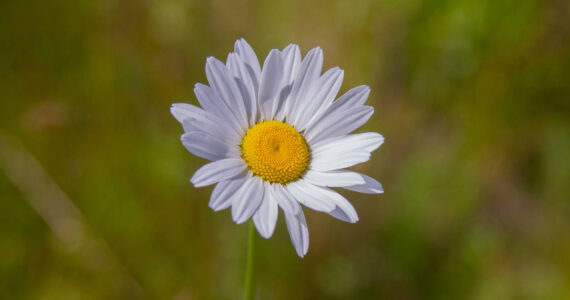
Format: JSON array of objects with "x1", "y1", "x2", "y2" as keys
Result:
[{"x1": 1, "y1": 0, "x2": 569, "y2": 298}]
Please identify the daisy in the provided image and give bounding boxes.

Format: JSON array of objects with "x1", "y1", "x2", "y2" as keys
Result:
[{"x1": 171, "y1": 38, "x2": 384, "y2": 257}]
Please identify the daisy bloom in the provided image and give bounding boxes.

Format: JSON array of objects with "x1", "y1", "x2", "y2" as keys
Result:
[{"x1": 171, "y1": 38, "x2": 384, "y2": 257}]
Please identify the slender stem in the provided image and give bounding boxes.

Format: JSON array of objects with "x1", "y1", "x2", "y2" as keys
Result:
[{"x1": 244, "y1": 221, "x2": 256, "y2": 300}]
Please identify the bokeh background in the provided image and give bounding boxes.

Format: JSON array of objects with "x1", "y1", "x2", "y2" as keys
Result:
[{"x1": 1, "y1": 0, "x2": 569, "y2": 298}]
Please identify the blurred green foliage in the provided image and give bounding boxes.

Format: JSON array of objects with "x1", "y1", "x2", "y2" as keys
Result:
[{"x1": 1, "y1": 0, "x2": 569, "y2": 298}]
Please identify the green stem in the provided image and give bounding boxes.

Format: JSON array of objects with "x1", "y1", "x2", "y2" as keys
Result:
[{"x1": 244, "y1": 221, "x2": 256, "y2": 300}]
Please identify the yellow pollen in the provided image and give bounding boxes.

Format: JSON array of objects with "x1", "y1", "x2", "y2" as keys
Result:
[{"x1": 241, "y1": 120, "x2": 310, "y2": 184}]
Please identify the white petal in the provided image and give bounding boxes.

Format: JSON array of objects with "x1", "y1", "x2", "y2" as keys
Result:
[
  {"x1": 323, "y1": 188, "x2": 359, "y2": 223},
  {"x1": 234, "y1": 38, "x2": 261, "y2": 90},
  {"x1": 181, "y1": 131, "x2": 238, "y2": 161},
  {"x1": 296, "y1": 67, "x2": 344, "y2": 131},
  {"x1": 281, "y1": 44, "x2": 302, "y2": 86},
  {"x1": 288, "y1": 180, "x2": 358, "y2": 223},
  {"x1": 194, "y1": 83, "x2": 244, "y2": 137},
  {"x1": 304, "y1": 85, "x2": 371, "y2": 142},
  {"x1": 258, "y1": 49, "x2": 284, "y2": 120},
  {"x1": 190, "y1": 158, "x2": 246, "y2": 187},
  {"x1": 226, "y1": 53, "x2": 257, "y2": 126},
  {"x1": 343, "y1": 174, "x2": 384, "y2": 194},
  {"x1": 310, "y1": 133, "x2": 384, "y2": 171},
  {"x1": 170, "y1": 103, "x2": 196, "y2": 124},
  {"x1": 286, "y1": 180, "x2": 336, "y2": 212},
  {"x1": 192, "y1": 84, "x2": 219, "y2": 116},
  {"x1": 171, "y1": 103, "x2": 240, "y2": 144},
  {"x1": 312, "y1": 132, "x2": 384, "y2": 153},
  {"x1": 275, "y1": 44, "x2": 301, "y2": 121},
  {"x1": 271, "y1": 184, "x2": 300, "y2": 216},
  {"x1": 253, "y1": 182, "x2": 278, "y2": 239},
  {"x1": 284, "y1": 209, "x2": 309, "y2": 257},
  {"x1": 312, "y1": 154, "x2": 371, "y2": 172},
  {"x1": 209, "y1": 177, "x2": 247, "y2": 211},
  {"x1": 231, "y1": 175, "x2": 264, "y2": 224},
  {"x1": 305, "y1": 105, "x2": 374, "y2": 144},
  {"x1": 205, "y1": 57, "x2": 249, "y2": 130},
  {"x1": 303, "y1": 170, "x2": 365, "y2": 187},
  {"x1": 171, "y1": 103, "x2": 214, "y2": 132},
  {"x1": 287, "y1": 47, "x2": 323, "y2": 127},
  {"x1": 330, "y1": 85, "x2": 371, "y2": 109}
]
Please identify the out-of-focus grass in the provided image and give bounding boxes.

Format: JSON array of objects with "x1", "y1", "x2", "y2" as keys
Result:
[{"x1": 1, "y1": 0, "x2": 569, "y2": 298}]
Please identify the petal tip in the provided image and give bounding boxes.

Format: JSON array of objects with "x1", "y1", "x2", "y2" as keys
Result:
[
  {"x1": 258, "y1": 231, "x2": 272, "y2": 239},
  {"x1": 268, "y1": 48, "x2": 281, "y2": 55},
  {"x1": 206, "y1": 56, "x2": 221, "y2": 65}
]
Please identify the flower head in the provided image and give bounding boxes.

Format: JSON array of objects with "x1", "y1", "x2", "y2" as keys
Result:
[{"x1": 171, "y1": 38, "x2": 384, "y2": 257}]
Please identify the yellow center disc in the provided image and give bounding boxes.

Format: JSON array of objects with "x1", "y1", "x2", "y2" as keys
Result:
[{"x1": 241, "y1": 120, "x2": 310, "y2": 184}]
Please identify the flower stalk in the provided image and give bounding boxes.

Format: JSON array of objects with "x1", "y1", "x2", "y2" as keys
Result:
[{"x1": 244, "y1": 221, "x2": 256, "y2": 300}]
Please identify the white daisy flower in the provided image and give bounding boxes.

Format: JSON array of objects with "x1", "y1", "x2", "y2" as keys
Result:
[{"x1": 171, "y1": 38, "x2": 384, "y2": 257}]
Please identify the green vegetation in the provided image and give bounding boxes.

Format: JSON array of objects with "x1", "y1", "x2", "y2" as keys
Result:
[{"x1": 1, "y1": 0, "x2": 569, "y2": 298}]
